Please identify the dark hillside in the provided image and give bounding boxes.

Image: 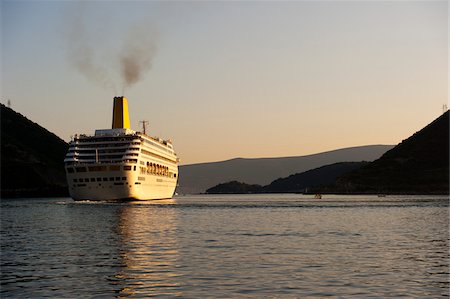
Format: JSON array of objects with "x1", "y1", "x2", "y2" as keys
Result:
[
  {"x1": 336, "y1": 111, "x2": 449, "y2": 194},
  {"x1": 206, "y1": 162, "x2": 368, "y2": 194},
  {"x1": 206, "y1": 181, "x2": 263, "y2": 194},
  {"x1": 264, "y1": 162, "x2": 368, "y2": 193},
  {"x1": 1, "y1": 104, "x2": 69, "y2": 197}
]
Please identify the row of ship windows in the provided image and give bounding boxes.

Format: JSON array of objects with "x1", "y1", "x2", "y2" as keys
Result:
[
  {"x1": 138, "y1": 164, "x2": 177, "y2": 178},
  {"x1": 67, "y1": 164, "x2": 176, "y2": 178},
  {"x1": 74, "y1": 177, "x2": 127, "y2": 183},
  {"x1": 67, "y1": 165, "x2": 137, "y2": 173},
  {"x1": 73, "y1": 176, "x2": 161, "y2": 185},
  {"x1": 75, "y1": 182, "x2": 138, "y2": 187}
]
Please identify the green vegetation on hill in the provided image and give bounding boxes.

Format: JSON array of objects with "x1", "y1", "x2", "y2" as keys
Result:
[
  {"x1": 1, "y1": 104, "x2": 69, "y2": 197},
  {"x1": 335, "y1": 111, "x2": 449, "y2": 194}
]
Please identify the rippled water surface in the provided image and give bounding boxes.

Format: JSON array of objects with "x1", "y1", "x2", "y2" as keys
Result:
[{"x1": 1, "y1": 194, "x2": 449, "y2": 298}]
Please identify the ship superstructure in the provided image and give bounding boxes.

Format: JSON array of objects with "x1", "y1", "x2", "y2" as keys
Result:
[{"x1": 64, "y1": 97, "x2": 178, "y2": 200}]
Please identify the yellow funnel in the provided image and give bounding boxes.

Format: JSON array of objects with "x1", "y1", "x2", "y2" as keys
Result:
[{"x1": 112, "y1": 96, "x2": 131, "y2": 129}]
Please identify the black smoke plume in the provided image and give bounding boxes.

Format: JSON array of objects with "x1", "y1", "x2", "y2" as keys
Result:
[
  {"x1": 66, "y1": 4, "x2": 158, "y2": 92},
  {"x1": 120, "y1": 25, "x2": 158, "y2": 89}
]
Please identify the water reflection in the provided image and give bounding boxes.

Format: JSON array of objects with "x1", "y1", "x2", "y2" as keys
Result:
[
  {"x1": 113, "y1": 200, "x2": 182, "y2": 297},
  {"x1": 1, "y1": 196, "x2": 447, "y2": 298}
]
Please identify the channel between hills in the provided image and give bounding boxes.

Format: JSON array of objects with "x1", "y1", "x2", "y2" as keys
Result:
[
  {"x1": 204, "y1": 111, "x2": 449, "y2": 195},
  {"x1": 178, "y1": 145, "x2": 393, "y2": 194}
]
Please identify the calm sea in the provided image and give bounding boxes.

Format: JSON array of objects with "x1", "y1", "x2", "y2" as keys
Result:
[{"x1": 1, "y1": 194, "x2": 448, "y2": 298}]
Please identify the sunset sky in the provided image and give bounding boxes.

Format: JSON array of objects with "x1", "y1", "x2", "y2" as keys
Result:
[{"x1": 1, "y1": 1, "x2": 447, "y2": 165}]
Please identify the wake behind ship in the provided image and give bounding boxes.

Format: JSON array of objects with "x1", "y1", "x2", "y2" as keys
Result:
[{"x1": 64, "y1": 97, "x2": 179, "y2": 200}]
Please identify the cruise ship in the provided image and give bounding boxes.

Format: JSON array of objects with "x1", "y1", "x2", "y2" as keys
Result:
[{"x1": 64, "y1": 97, "x2": 179, "y2": 200}]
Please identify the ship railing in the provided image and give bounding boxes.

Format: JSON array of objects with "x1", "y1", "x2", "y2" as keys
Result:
[
  {"x1": 137, "y1": 132, "x2": 174, "y2": 146},
  {"x1": 65, "y1": 158, "x2": 138, "y2": 165},
  {"x1": 69, "y1": 144, "x2": 140, "y2": 150},
  {"x1": 70, "y1": 139, "x2": 140, "y2": 146},
  {"x1": 71, "y1": 131, "x2": 138, "y2": 139}
]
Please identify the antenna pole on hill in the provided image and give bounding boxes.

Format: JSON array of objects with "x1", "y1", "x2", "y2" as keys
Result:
[{"x1": 139, "y1": 120, "x2": 149, "y2": 134}]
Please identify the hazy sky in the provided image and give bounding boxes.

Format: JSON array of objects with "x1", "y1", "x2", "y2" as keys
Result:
[{"x1": 1, "y1": 1, "x2": 447, "y2": 165}]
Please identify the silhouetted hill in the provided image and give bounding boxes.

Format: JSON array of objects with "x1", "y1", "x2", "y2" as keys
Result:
[
  {"x1": 178, "y1": 145, "x2": 393, "y2": 194},
  {"x1": 264, "y1": 162, "x2": 368, "y2": 193},
  {"x1": 205, "y1": 162, "x2": 368, "y2": 194},
  {"x1": 206, "y1": 181, "x2": 263, "y2": 194},
  {"x1": 1, "y1": 104, "x2": 69, "y2": 197},
  {"x1": 335, "y1": 111, "x2": 449, "y2": 194}
]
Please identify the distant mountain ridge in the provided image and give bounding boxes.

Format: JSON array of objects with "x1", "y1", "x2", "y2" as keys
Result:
[
  {"x1": 1, "y1": 104, "x2": 69, "y2": 197},
  {"x1": 178, "y1": 145, "x2": 393, "y2": 194},
  {"x1": 206, "y1": 161, "x2": 368, "y2": 194}
]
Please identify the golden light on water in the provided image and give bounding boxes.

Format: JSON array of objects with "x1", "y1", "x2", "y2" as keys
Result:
[{"x1": 115, "y1": 202, "x2": 182, "y2": 297}]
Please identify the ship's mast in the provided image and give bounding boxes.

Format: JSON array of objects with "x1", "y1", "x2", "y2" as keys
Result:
[{"x1": 139, "y1": 120, "x2": 149, "y2": 134}]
